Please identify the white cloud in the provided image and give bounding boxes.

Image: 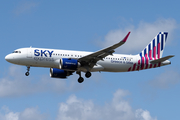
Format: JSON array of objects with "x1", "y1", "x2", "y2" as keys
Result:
[
  {"x1": 13, "y1": 1, "x2": 39, "y2": 15},
  {"x1": 140, "y1": 68, "x2": 180, "y2": 101},
  {"x1": 99, "y1": 18, "x2": 177, "y2": 54},
  {"x1": 135, "y1": 109, "x2": 157, "y2": 120},
  {"x1": 0, "y1": 88, "x2": 157, "y2": 120},
  {"x1": 19, "y1": 107, "x2": 46, "y2": 120},
  {"x1": 56, "y1": 89, "x2": 156, "y2": 120},
  {"x1": 149, "y1": 69, "x2": 180, "y2": 89},
  {"x1": 0, "y1": 66, "x2": 36, "y2": 97},
  {"x1": 0, "y1": 65, "x2": 84, "y2": 97},
  {"x1": 0, "y1": 106, "x2": 46, "y2": 120},
  {"x1": 4, "y1": 112, "x2": 19, "y2": 120}
]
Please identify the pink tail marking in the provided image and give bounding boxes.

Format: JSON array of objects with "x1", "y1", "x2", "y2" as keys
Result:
[
  {"x1": 132, "y1": 63, "x2": 136, "y2": 71},
  {"x1": 136, "y1": 60, "x2": 140, "y2": 70}
]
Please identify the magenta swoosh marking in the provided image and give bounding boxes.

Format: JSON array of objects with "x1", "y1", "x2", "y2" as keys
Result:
[
  {"x1": 153, "y1": 64, "x2": 157, "y2": 68},
  {"x1": 158, "y1": 62, "x2": 161, "y2": 67},
  {"x1": 149, "y1": 50, "x2": 152, "y2": 60},
  {"x1": 145, "y1": 54, "x2": 148, "y2": 69},
  {"x1": 141, "y1": 57, "x2": 144, "y2": 70},
  {"x1": 149, "y1": 64, "x2": 152, "y2": 68},
  {"x1": 136, "y1": 60, "x2": 140, "y2": 70},
  {"x1": 132, "y1": 63, "x2": 136, "y2": 71},
  {"x1": 153, "y1": 46, "x2": 156, "y2": 60},
  {"x1": 158, "y1": 43, "x2": 160, "y2": 59}
]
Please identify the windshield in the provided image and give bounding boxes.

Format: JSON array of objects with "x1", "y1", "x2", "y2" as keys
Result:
[{"x1": 13, "y1": 51, "x2": 21, "y2": 53}]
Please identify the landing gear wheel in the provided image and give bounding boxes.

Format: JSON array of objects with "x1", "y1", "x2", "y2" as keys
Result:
[
  {"x1": 25, "y1": 66, "x2": 30, "y2": 76},
  {"x1": 78, "y1": 77, "x2": 84, "y2": 83},
  {"x1": 85, "y1": 71, "x2": 91, "y2": 78},
  {"x1": 25, "y1": 72, "x2": 29, "y2": 76}
]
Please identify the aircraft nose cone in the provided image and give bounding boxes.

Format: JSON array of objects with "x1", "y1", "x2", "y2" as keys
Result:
[{"x1": 5, "y1": 54, "x2": 13, "y2": 62}]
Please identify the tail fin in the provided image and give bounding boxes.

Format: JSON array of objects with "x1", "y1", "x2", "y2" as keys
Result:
[{"x1": 139, "y1": 32, "x2": 168, "y2": 60}]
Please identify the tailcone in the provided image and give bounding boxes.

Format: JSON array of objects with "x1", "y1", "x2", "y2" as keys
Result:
[{"x1": 161, "y1": 60, "x2": 171, "y2": 66}]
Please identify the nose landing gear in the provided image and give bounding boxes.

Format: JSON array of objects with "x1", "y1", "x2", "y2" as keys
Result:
[{"x1": 25, "y1": 66, "x2": 30, "y2": 76}]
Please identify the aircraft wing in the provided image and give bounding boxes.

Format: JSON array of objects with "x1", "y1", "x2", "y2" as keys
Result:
[{"x1": 78, "y1": 32, "x2": 131, "y2": 68}]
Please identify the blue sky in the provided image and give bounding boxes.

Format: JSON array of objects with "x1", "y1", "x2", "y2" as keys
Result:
[{"x1": 1, "y1": 0, "x2": 180, "y2": 120}]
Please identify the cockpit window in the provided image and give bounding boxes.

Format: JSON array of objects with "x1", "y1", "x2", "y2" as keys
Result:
[
  {"x1": 13, "y1": 51, "x2": 18, "y2": 53},
  {"x1": 13, "y1": 51, "x2": 21, "y2": 53}
]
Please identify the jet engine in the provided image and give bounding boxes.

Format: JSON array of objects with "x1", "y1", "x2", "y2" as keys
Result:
[
  {"x1": 59, "y1": 58, "x2": 80, "y2": 70},
  {"x1": 50, "y1": 68, "x2": 72, "y2": 78}
]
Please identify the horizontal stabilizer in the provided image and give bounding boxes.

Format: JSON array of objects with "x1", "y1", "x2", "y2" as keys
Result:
[{"x1": 150, "y1": 55, "x2": 174, "y2": 64}]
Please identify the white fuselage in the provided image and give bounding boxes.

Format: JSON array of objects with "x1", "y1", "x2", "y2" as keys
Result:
[
  {"x1": 5, "y1": 47, "x2": 140, "y2": 72},
  {"x1": 5, "y1": 32, "x2": 173, "y2": 83}
]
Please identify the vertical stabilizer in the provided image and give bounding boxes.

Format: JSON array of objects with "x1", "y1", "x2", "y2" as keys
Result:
[{"x1": 139, "y1": 32, "x2": 168, "y2": 60}]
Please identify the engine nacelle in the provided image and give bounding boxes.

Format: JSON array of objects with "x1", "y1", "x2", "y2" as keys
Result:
[
  {"x1": 59, "y1": 58, "x2": 80, "y2": 70},
  {"x1": 50, "y1": 68, "x2": 71, "y2": 78}
]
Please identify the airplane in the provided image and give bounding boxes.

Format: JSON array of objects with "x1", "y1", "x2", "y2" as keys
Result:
[{"x1": 5, "y1": 32, "x2": 174, "y2": 83}]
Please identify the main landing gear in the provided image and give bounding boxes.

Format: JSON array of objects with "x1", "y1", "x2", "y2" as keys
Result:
[
  {"x1": 78, "y1": 77, "x2": 84, "y2": 83},
  {"x1": 77, "y1": 71, "x2": 92, "y2": 83},
  {"x1": 25, "y1": 66, "x2": 30, "y2": 76},
  {"x1": 85, "y1": 71, "x2": 91, "y2": 78},
  {"x1": 77, "y1": 71, "x2": 84, "y2": 83}
]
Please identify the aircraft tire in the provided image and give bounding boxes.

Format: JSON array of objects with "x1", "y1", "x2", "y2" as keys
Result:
[
  {"x1": 78, "y1": 77, "x2": 84, "y2": 83},
  {"x1": 25, "y1": 72, "x2": 29, "y2": 76},
  {"x1": 85, "y1": 71, "x2": 91, "y2": 78}
]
